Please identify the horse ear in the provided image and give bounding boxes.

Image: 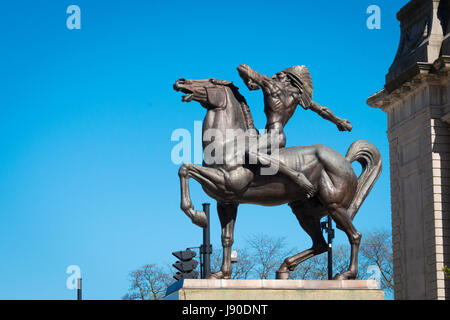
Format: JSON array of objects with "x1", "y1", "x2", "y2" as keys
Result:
[
  {"x1": 210, "y1": 78, "x2": 233, "y2": 86},
  {"x1": 206, "y1": 87, "x2": 227, "y2": 109}
]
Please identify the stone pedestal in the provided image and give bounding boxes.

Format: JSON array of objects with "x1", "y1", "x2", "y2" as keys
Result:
[
  {"x1": 367, "y1": 0, "x2": 450, "y2": 300},
  {"x1": 164, "y1": 279, "x2": 384, "y2": 300}
]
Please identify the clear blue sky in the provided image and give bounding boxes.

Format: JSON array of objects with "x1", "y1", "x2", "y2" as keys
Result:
[{"x1": 0, "y1": 0, "x2": 407, "y2": 299}]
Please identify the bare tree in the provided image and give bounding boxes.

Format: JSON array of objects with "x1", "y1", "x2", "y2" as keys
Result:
[
  {"x1": 289, "y1": 229, "x2": 394, "y2": 297},
  {"x1": 213, "y1": 235, "x2": 356, "y2": 281},
  {"x1": 238, "y1": 230, "x2": 393, "y2": 296},
  {"x1": 247, "y1": 233, "x2": 293, "y2": 279},
  {"x1": 211, "y1": 248, "x2": 255, "y2": 279},
  {"x1": 124, "y1": 229, "x2": 394, "y2": 298},
  {"x1": 358, "y1": 229, "x2": 394, "y2": 293},
  {"x1": 290, "y1": 244, "x2": 350, "y2": 280},
  {"x1": 122, "y1": 264, "x2": 172, "y2": 300},
  {"x1": 210, "y1": 250, "x2": 223, "y2": 275},
  {"x1": 230, "y1": 248, "x2": 256, "y2": 279}
]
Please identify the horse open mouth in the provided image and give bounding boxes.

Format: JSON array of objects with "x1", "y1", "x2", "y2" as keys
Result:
[
  {"x1": 174, "y1": 83, "x2": 195, "y2": 102},
  {"x1": 181, "y1": 92, "x2": 194, "y2": 102}
]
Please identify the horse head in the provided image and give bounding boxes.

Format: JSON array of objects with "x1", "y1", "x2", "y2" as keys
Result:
[
  {"x1": 173, "y1": 77, "x2": 256, "y2": 135},
  {"x1": 173, "y1": 77, "x2": 237, "y2": 110}
]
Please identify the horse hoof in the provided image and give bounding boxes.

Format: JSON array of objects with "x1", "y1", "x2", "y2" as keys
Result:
[
  {"x1": 275, "y1": 270, "x2": 290, "y2": 280},
  {"x1": 333, "y1": 273, "x2": 346, "y2": 280},
  {"x1": 191, "y1": 210, "x2": 208, "y2": 229},
  {"x1": 333, "y1": 271, "x2": 356, "y2": 280},
  {"x1": 208, "y1": 271, "x2": 224, "y2": 279}
]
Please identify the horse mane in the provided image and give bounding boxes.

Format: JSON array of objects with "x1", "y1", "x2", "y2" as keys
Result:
[{"x1": 226, "y1": 83, "x2": 256, "y2": 132}]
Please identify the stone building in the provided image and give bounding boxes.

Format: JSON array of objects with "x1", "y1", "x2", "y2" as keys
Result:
[{"x1": 367, "y1": 0, "x2": 449, "y2": 299}]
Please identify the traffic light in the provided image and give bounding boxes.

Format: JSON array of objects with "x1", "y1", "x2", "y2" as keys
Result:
[{"x1": 172, "y1": 249, "x2": 199, "y2": 281}]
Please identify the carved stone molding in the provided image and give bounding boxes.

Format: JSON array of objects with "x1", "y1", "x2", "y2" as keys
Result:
[
  {"x1": 442, "y1": 112, "x2": 450, "y2": 124},
  {"x1": 387, "y1": 0, "x2": 445, "y2": 88},
  {"x1": 367, "y1": 55, "x2": 450, "y2": 111}
]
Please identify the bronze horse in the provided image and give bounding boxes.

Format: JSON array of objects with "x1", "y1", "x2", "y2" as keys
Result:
[{"x1": 173, "y1": 78, "x2": 382, "y2": 280}]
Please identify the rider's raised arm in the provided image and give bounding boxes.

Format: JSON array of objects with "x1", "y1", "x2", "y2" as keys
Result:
[
  {"x1": 237, "y1": 64, "x2": 273, "y2": 90},
  {"x1": 308, "y1": 101, "x2": 353, "y2": 132}
]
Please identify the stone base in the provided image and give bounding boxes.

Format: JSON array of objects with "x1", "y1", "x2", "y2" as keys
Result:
[{"x1": 164, "y1": 279, "x2": 384, "y2": 300}]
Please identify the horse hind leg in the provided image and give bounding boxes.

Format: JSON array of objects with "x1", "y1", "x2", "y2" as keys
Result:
[
  {"x1": 315, "y1": 165, "x2": 361, "y2": 279},
  {"x1": 209, "y1": 202, "x2": 238, "y2": 279},
  {"x1": 276, "y1": 203, "x2": 328, "y2": 279},
  {"x1": 326, "y1": 204, "x2": 361, "y2": 280}
]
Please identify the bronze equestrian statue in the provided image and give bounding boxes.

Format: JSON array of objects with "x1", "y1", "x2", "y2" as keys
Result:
[{"x1": 173, "y1": 66, "x2": 382, "y2": 281}]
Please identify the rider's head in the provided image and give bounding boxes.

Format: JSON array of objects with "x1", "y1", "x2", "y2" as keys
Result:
[
  {"x1": 273, "y1": 72, "x2": 290, "y2": 84},
  {"x1": 277, "y1": 65, "x2": 314, "y2": 108}
]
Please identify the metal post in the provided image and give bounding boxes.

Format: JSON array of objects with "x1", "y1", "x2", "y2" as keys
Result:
[
  {"x1": 327, "y1": 215, "x2": 333, "y2": 280},
  {"x1": 201, "y1": 203, "x2": 212, "y2": 279},
  {"x1": 77, "y1": 278, "x2": 82, "y2": 300},
  {"x1": 321, "y1": 216, "x2": 335, "y2": 280},
  {"x1": 200, "y1": 247, "x2": 204, "y2": 279}
]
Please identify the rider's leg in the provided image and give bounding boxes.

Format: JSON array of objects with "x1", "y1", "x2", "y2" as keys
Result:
[
  {"x1": 247, "y1": 129, "x2": 316, "y2": 198},
  {"x1": 246, "y1": 130, "x2": 316, "y2": 198},
  {"x1": 249, "y1": 151, "x2": 316, "y2": 198}
]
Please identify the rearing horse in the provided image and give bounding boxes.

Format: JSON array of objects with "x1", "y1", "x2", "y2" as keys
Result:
[{"x1": 173, "y1": 77, "x2": 382, "y2": 280}]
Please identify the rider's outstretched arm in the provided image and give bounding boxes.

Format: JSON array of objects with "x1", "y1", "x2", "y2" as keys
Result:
[
  {"x1": 237, "y1": 64, "x2": 272, "y2": 90},
  {"x1": 309, "y1": 101, "x2": 353, "y2": 132}
]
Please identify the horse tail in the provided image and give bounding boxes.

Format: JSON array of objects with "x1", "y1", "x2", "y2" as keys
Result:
[{"x1": 345, "y1": 140, "x2": 382, "y2": 220}]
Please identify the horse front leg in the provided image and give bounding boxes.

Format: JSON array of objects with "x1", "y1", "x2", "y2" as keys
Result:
[
  {"x1": 178, "y1": 163, "x2": 228, "y2": 228},
  {"x1": 209, "y1": 202, "x2": 238, "y2": 279},
  {"x1": 178, "y1": 163, "x2": 207, "y2": 228}
]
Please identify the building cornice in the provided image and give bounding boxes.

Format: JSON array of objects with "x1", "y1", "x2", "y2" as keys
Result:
[{"x1": 367, "y1": 55, "x2": 450, "y2": 111}]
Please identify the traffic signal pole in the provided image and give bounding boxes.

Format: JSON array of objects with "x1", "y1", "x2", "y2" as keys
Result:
[
  {"x1": 326, "y1": 215, "x2": 334, "y2": 280},
  {"x1": 321, "y1": 215, "x2": 335, "y2": 280},
  {"x1": 171, "y1": 203, "x2": 212, "y2": 281},
  {"x1": 201, "y1": 203, "x2": 212, "y2": 279},
  {"x1": 77, "y1": 278, "x2": 82, "y2": 300},
  {"x1": 172, "y1": 249, "x2": 199, "y2": 280}
]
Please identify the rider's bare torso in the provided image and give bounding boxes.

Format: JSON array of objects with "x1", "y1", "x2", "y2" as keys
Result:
[
  {"x1": 262, "y1": 76, "x2": 301, "y2": 149},
  {"x1": 243, "y1": 68, "x2": 305, "y2": 159}
]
